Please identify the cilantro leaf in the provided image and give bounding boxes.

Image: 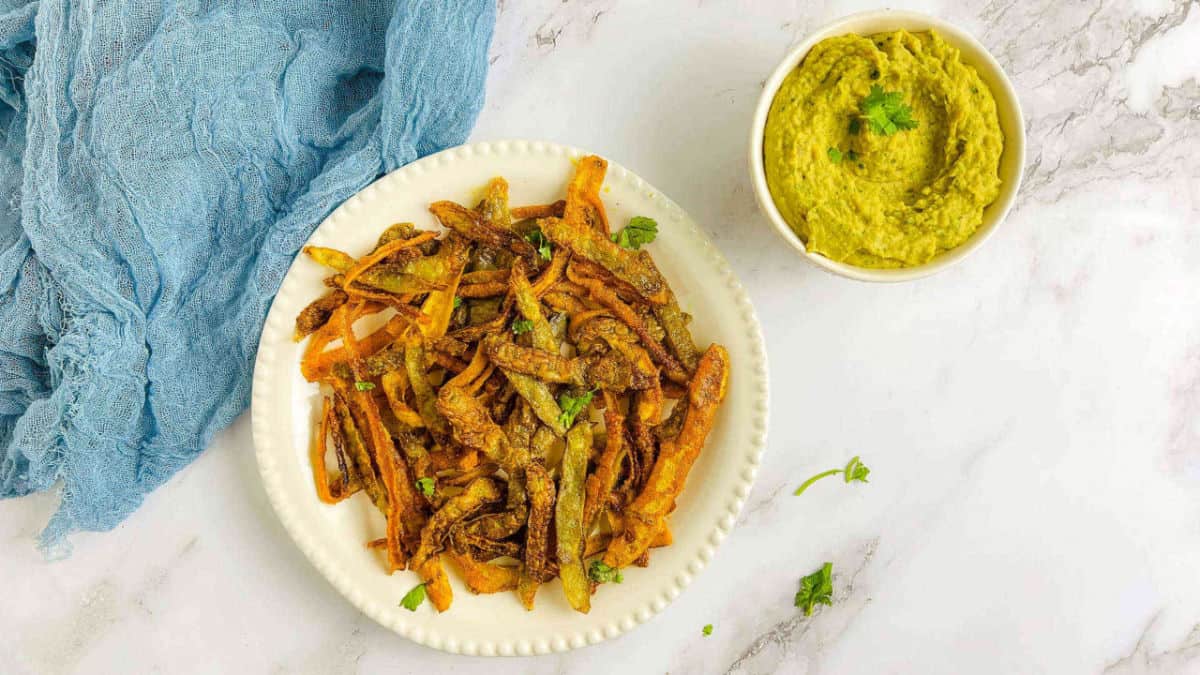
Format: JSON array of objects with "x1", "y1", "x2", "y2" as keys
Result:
[
  {"x1": 827, "y1": 147, "x2": 842, "y2": 164},
  {"x1": 702, "y1": 624, "x2": 713, "y2": 636},
  {"x1": 415, "y1": 477, "x2": 435, "y2": 498},
  {"x1": 452, "y1": 296, "x2": 462, "y2": 309},
  {"x1": 588, "y1": 559, "x2": 623, "y2": 584},
  {"x1": 611, "y1": 216, "x2": 658, "y2": 250},
  {"x1": 512, "y1": 319, "x2": 534, "y2": 335},
  {"x1": 354, "y1": 381, "x2": 375, "y2": 392},
  {"x1": 400, "y1": 583, "x2": 427, "y2": 611},
  {"x1": 794, "y1": 562, "x2": 833, "y2": 616},
  {"x1": 557, "y1": 388, "x2": 596, "y2": 428},
  {"x1": 843, "y1": 456, "x2": 870, "y2": 484},
  {"x1": 859, "y1": 85, "x2": 918, "y2": 136},
  {"x1": 525, "y1": 229, "x2": 552, "y2": 260},
  {"x1": 793, "y1": 456, "x2": 871, "y2": 495}
]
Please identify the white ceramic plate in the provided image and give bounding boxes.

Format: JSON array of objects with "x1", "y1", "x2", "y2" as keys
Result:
[{"x1": 252, "y1": 140, "x2": 769, "y2": 655}]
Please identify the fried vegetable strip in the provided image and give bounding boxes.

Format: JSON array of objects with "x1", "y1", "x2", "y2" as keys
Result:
[
  {"x1": 564, "y1": 155, "x2": 611, "y2": 236},
  {"x1": 603, "y1": 345, "x2": 729, "y2": 568},
  {"x1": 479, "y1": 177, "x2": 513, "y2": 232},
  {"x1": 405, "y1": 341, "x2": 451, "y2": 444},
  {"x1": 568, "y1": 265, "x2": 687, "y2": 384},
  {"x1": 582, "y1": 392, "x2": 627, "y2": 531},
  {"x1": 483, "y1": 336, "x2": 586, "y2": 385},
  {"x1": 342, "y1": 231, "x2": 437, "y2": 288},
  {"x1": 653, "y1": 297, "x2": 700, "y2": 373},
  {"x1": 516, "y1": 458, "x2": 552, "y2": 607},
  {"x1": 540, "y1": 216, "x2": 667, "y2": 305},
  {"x1": 431, "y1": 200, "x2": 536, "y2": 262},
  {"x1": 450, "y1": 554, "x2": 520, "y2": 594},
  {"x1": 304, "y1": 245, "x2": 355, "y2": 272},
  {"x1": 412, "y1": 477, "x2": 503, "y2": 570},
  {"x1": 557, "y1": 421, "x2": 593, "y2": 613},
  {"x1": 511, "y1": 200, "x2": 565, "y2": 220},
  {"x1": 295, "y1": 290, "x2": 348, "y2": 341},
  {"x1": 436, "y1": 385, "x2": 513, "y2": 468},
  {"x1": 510, "y1": 260, "x2": 556, "y2": 352},
  {"x1": 310, "y1": 398, "x2": 356, "y2": 504},
  {"x1": 419, "y1": 236, "x2": 470, "y2": 339},
  {"x1": 418, "y1": 557, "x2": 453, "y2": 612},
  {"x1": 333, "y1": 393, "x2": 386, "y2": 509}
]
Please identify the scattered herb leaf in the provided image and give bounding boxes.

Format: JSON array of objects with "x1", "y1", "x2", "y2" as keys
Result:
[
  {"x1": 525, "y1": 229, "x2": 552, "y2": 260},
  {"x1": 827, "y1": 147, "x2": 843, "y2": 164},
  {"x1": 849, "y1": 118, "x2": 862, "y2": 135},
  {"x1": 611, "y1": 216, "x2": 658, "y2": 250},
  {"x1": 557, "y1": 388, "x2": 596, "y2": 428},
  {"x1": 702, "y1": 624, "x2": 714, "y2": 636},
  {"x1": 415, "y1": 477, "x2": 435, "y2": 498},
  {"x1": 452, "y1": 296, "x2": 462, "y2": 309},
  {"x1": 354, "y1": 381, "x2": 375, "y2": 391},
  {"x1": 512, "y1": 319, "x2": 534, "y2": 335},
  {"x1": 859, "y1": 84, "x2": 918, "y2": 136},
  {"x1": 793, "y1": 456, "x2": 871, "y2": 496},
  {"x1": 842, "y1": 456, "x2": 870, "y2": 483},
  {"x1": 794, "y1": 562, "x2": 834, "y2": 616},
  {"x1": 400, "y1": 583, "x2": 427, "y2": 611},
  {"x1": 588, "y1": 559, "x2": 623, "y2": 584}
]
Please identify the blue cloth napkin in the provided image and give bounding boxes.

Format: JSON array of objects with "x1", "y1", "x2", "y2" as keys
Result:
[{"x1": 0, "y1": 0, "x2": 496, "y2": 553}]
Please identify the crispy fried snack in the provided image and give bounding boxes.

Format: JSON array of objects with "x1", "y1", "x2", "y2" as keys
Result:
[
  {"x1": 297, "y1": 159, "x2": 729, "y2": 612},
  {"x1": 556, "y1": 421, "x2": 593, "y2": 613},
  {"x1": 603, "y1": 344, "x2": 729, "y2": 569}
]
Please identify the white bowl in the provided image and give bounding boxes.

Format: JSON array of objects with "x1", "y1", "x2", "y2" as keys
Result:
[{"x1": 748, "y1": 10, "x2": 1025, "y2": 282}]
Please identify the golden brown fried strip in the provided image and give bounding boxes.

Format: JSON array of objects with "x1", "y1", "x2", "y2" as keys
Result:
[
  {"x1": 431, "y1": 200, "x2": 536, "y2": 262},
  {"x1": 567, "y1": 264, "x2": 687, "y2": 384},
  {"x1": 419, "y1": 557, "x2": 453, "y2": 612},
  {"x1": 511, "y1": 260, "x2": 556, "y2": 352},
  {"x1": 511, "y1": 200, "x2": 565, "y2": 220},
  {"x1": 342, "y1": 231, "x2": 438, "y2": 289},
  {"x1": 450, "y1": 554, "x2": 521, "y2": 594},
  {"x1": 333, "y1": 392, "x2": 386, "y2": 510},
  {"x1": 582, "y1": 392, "x2": 628, "y2": 532},
  {"x1": 406, "y1": 341, "x2": 451, "y2": 444},
  {"x1": 310, "y1": 398, "x2": 357, "y2": 504},
  {"x1": 478, "y1": 177, "x2": 513, "y2": 232},
  {"x1": 539, "y1": 216, "x2": 667, "y2": 305},
  {"x1": 458, "y1": 281, "x2": 509, "y2": 298},
  {"x1": 384, "y1": 372, "x2": 427, "y2": 425},
  {"x1": 483, "y1": 335, "x2": 586, "y2": 385},
  {"x1": 418, "y1": 235, "x2": 470, "y2": 339},
  {"x1": 564, "y1": 155, "x2": 611, "y2": 236},
  {"x1": 411, "y1": 477, "x2": 503, "y2": 570},
  {"x1": 295, "y1": 290, "x2": 348, "y2": 341},
  {"x1": 461, "y1": 269, "x2": 511, "y2": 285},
  {"x1": 557, "y1": 422, "x2": 593, "y2": 613},
  {"x1": 304, "y1": 245, "x2": 355, "y2": 272},
  {"x1": 542, "y1": 291, "x2": 589, "y2": 315},
  {"x1": 436, "y1": 385, "x2": 515, "y2": 468},
  {"x1": 603, "y1": 345, "x2": 729, "y2": 569},
  {"x1": 342, "y1": 311, "x2": 427, "y2": 535},
  {"x1": 651, "y1": 297, "x2": 700, "y2": 373}
]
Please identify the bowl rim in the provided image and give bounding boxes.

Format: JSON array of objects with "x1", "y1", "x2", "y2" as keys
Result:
[{"x1": 747, "y1": 9, "x2": 1026, "y2": 283}]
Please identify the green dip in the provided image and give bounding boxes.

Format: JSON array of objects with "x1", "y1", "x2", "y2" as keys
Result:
[{"x1": 763, "y1": 30, "x2": 1004, "y2": 268}]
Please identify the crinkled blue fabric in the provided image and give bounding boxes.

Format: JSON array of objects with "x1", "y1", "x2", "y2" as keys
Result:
[{"x1": 0, "y1": 0, "x2": 496, "y2": 553}]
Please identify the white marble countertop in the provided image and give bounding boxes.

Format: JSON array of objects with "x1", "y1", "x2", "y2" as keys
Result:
[{"x1": 4, "y1": 1, "x2": 1200, "y2": 673}]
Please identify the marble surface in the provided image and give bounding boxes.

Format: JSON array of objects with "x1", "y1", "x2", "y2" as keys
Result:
[{"x1": 3, "y1": 0, "x2": 1200, "y2": 672}]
